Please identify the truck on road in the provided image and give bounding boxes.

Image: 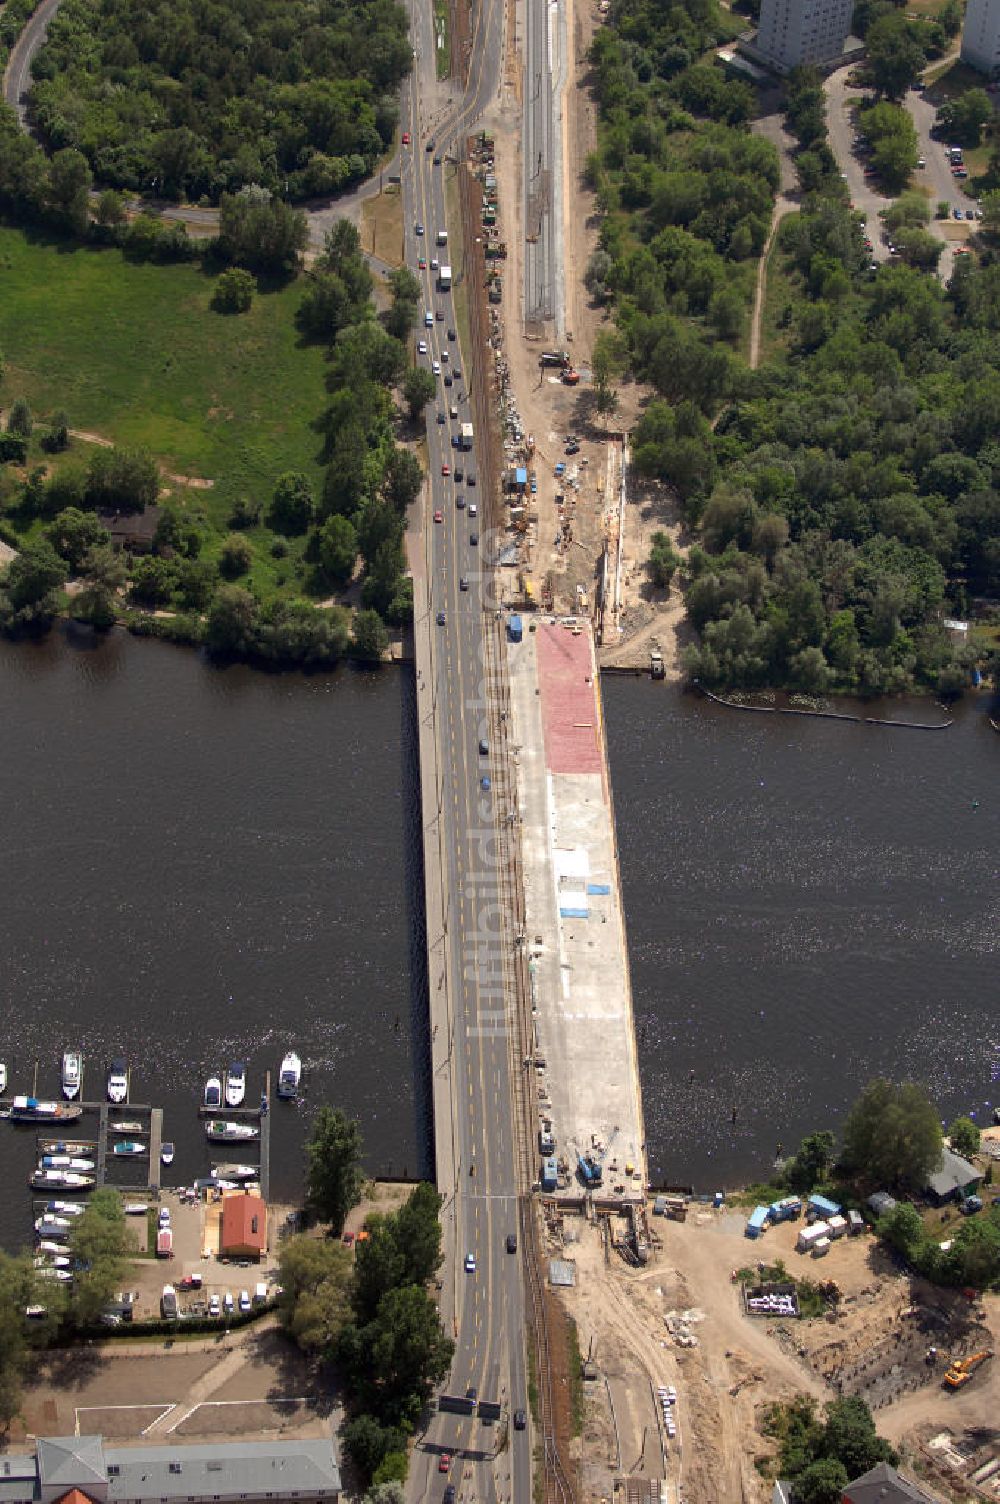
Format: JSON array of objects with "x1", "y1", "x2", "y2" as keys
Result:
[{"x1": 438, "y1": 264, "x2": 452, "y2": 290}]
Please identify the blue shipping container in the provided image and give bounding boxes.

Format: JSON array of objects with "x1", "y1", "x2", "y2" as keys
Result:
[
  {"x1": 808, "y1": 1194, "x2": 841, "y2": 1218},
  {"x1": 541, "y1": 1156, "x2": 558, "y2": 1192},
  {"x1": 508, "y1": 615, "x2": 523, "y2": 643},
  {"x1": 746, "y1": 1206, "x2": 770, "y2": 1238}
]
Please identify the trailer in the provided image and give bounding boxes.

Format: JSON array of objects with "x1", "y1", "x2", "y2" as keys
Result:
[
  {"x1": 769, "y1": 1196, "x2": 803, "y2": 1223},
  {"x1": 848, "y1": 1209, "x2": 865, "y2": 1236},
  {"x1": 156, "y1": 1228, "x2": 173, "y2": 1259},
  {"x1": 460, "y1": 422, "x2": 474, "y2": 450},
  {"x1": 746, "y1": 1206, "x2": 770, "y2": 1239},
  {"x1": 541, "y1": 1156, "x2": 558, "y2": 1192},
  {"x1": 827, "y1": 1214, "x2": 848, "y2": 1240},
  {"x1": 438, "y1": 264, "x2": 452, "y2": 290},
  {"x1": 808, "y1": 1194, "x2": 841, "y2": 1221},
  {"x1": 796, "y1": 1221, "x2": 831, "y2": 1253}
]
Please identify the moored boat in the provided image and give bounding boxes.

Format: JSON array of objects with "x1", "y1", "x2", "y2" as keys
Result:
[
  {"x1": 107, "y1": 1058, "x2": 128, "y2": 1105},
  {"x1": 277, "y1": 1051, "x2": 302, "y2": 1098},
  {"x1": 36, "y1": 1240, "x2": 70, "y2": 1259},
  {"x1": 30, "y1": 1169, "x2": 94, "y2": 1191},
  {"x1": 44, "y1": 1199, "x2": 85, "y2": 1216},
  {"x1": 34, "y1": 1254, "x2": 71, "y2": 1270},
  {"x1": 61, "y1": 1051, "x2": 82, "y2": 1101},
  {"x1": 204, "y1": 1075, "x2": 222, "y2": 1110},
  {"x1": 40, "y1": 1140, "x2": 96, "y2": 1156},
  {"x1": 41, "y1": 1155, "x2": 95, "y2": 1172},
  {"x1": 35, "y1": 1266, "x2": 72, "y2": 1282},
  {"x1": 11, "y1": 1096, "x2": 83, "y2": 1123},
  {"x1": 110, "y1": 1120, "x2": 144, "y2": 1133},
  {"x1": 112, "y1": 1141, "x2": 146, "y2": 1157},
  {"x1": 124, "y1": 1202, "x2": 149, "y2": 1215},
  {"x1": 34, "y1": 1219, "x2": 71, "y2": 1240},
  {"x1": 225, "y1": 1063, "x2": 247, "y2": 1109},
  {"x1": 205, "y1": 1119, "x2": 259, "y2": 1143},
  {"x1": 210, "y1": 1163, "x2": 259, "y2": 1182},
  {"x1": 161, "y1": 1142, "x2": 175, "y2": 1166},
  {"x1": 0, "y1": 1061, "x2": 6, "y2": 1096}
]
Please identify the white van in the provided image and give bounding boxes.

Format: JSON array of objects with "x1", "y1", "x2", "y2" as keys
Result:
[
  {"x1": 161, "y1": 1285, "x2": 178, "y2": 1318},
  {"x1": 424, "y1": 309, "x2": 434, "y2": 327}
]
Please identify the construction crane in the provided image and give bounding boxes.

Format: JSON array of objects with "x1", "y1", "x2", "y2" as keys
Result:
[{"x1": 943, "y1": 1350, "x2": 993, "y2": 1389}]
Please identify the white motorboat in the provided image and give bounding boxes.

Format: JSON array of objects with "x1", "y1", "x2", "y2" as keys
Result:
[
  {"x1": 35, "y1": 1213, "x2": 72, "y2": 1231},
  {"x1": 30, "y1": 1169, "x2": 94, "y2": 1191},
  {"x1": 210, "y1": 1163, "x2": 258, "y2": 1182},
  {"x1": 35, "y1": 1266, "x2": 72, "y2": 1282},
  {"x1": 112, "y1": 1141, "x2": 146, "y2": 1158},
  {"x1": 205, "y1": 1119, "x2": 259, "y2": 1142},
  {"x1": 61, "y1": 1051, "x2": 82, "y2": 1101},
  {"x1": 161, "y1": 1142, "x2": 175, "y2": 1166},
  {"x1": 124, "y1": 1202, "x2": 149, "y2": 1216},
  {"x1": 0, "y1": 1061, "x2": 7, "y2": 1096},
  {"x1": 41, "y1": 1155, "x2": 95, "y2": 1172},
  {"x1": 44, "y1": 1200, "x2": 85, "y2": 1216},
  {"x1": 36, "y1": 1240, "x2": 70, "y2": 1259},
  {"x1": 110, "y1": 1120, "x2": 144, "y2": 1133},
  {"x1": 34, "y1": 1221, "x2": 71, "y2": 1242},
  {"x1": 10, "y1": 1096, "x2": 82, "y2": 1122},
  {"x1": 204, "y1": 1075, "x2": 222, "y2": 1110},
  {"x1": 277, "y1": 1051, "x2": 301, "y2": 1098},
  {"x1": 225, "y1": 1063, "x2": 246, "y2": 1109},
  {"x1": 107, "y1": 1058, "x2": 128, "y2": 1105}
]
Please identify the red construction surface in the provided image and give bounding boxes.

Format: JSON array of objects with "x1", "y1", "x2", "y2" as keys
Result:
[{"x1": 535, "y1": 624, "x2": 603, "y2": 775}]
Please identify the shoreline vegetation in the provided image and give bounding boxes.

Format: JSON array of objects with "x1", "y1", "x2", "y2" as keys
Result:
[{"x1": 0, "y1": 212, "x2": 427, "y2": 668}]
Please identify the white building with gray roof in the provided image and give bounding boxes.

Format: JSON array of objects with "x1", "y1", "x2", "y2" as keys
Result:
[{"x1": 0, "y1": 1436, "x2": 340, "y2": 1504}]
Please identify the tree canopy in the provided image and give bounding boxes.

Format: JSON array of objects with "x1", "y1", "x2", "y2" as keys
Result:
[
  {"x1": 840, "y1": 1079, "x2": 942, "y2": 1191},
  {"x1": 29, "y1": 0, "x2": 412, "y2": 202},
  {"x1": 306, "y1": 1106, "x2": 364, "y2": 1233}
]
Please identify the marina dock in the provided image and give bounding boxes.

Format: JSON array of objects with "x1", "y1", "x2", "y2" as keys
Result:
[
  {"x1": 147, "y1": 1108, "x2": 163, "y2": 1193},
  {"x1": 97, "y1": 1104, "x2": 109, "y2": 1185}
]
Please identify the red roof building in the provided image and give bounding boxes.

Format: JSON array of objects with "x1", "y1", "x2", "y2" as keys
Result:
[{"x1": 220, "y1": 1194, "x2": 267, "y2": 1259}]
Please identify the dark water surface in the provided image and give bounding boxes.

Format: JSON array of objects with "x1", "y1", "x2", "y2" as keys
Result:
[
  {"x1": 604, "y1": 678, "x2": 1000, "y2": 1192},
  {"x1": 1, "y1": 633, "x2": 998, "y2": 1251},
  {"x1": 0, "y1": 628, "x2": 429, "y2": 1253}
]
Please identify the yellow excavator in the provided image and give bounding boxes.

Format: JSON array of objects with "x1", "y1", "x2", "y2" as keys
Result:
[{"x1": 943, "y1": 1350, "x2": 993, "y2": 1389}]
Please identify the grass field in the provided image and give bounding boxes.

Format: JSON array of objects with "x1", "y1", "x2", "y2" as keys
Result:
[{"x1": 0, "y1": 227, "x2": 329, "y2": 596}]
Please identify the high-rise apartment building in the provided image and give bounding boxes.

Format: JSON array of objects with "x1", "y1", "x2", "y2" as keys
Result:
[
  {"x1": 961, "y1": 0, "x2": 1000, "y2": 75},
  {"x1": 755, "y1": 0, "x2": 854, "y2": 72}
]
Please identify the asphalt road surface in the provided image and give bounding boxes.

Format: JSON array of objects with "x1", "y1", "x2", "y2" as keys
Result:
[
  {"x1": 399, "y1": 3, "x2": 531, "y2": 1504},
  {"x1": 1, "y1": 0, "x2": 63, "y2": 124}
]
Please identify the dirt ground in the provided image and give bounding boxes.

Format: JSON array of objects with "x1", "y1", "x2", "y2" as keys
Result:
[
  {"x1": 484, "y1": 0, "x2": 690, "y2": 670},
  {"x1": 539, "y1": 1203, "x2": 1000, "y2": 1503}
]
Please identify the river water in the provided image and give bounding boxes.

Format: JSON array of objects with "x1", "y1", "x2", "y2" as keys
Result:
[
  {"x1": 0, "y1": 632, "x2": 997, "y2": 1251},
  {"x1": 0, "y1": 628, "x2": 429, "y2": 1253},
  {"x1": 603, "y1": 676, "x2": 1000, "y2": 1192}
]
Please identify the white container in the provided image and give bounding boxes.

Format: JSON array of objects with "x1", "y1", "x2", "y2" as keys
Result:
[
  {"x1": 827, "y1": 1215, "x2": 848, "y2": 1240},
  {"x1": 811, "y1": 1237, "x2": 831, "y2": 1258}
]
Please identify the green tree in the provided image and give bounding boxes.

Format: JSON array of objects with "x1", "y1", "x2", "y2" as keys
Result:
[
  {"x1": 317, "y1": 515, "x2": 358, "y2": 587},
  {"x1": 352, "y1": 608, "x2": 390, "y2": 661},
  {"x1": 43, "y1": 410, "x2": 70, "y2": 453},
  {"x1": 73, "y1": 544, "x2": 126, "y2": 630},
  {"x1": 840, "y1": 1079, "x2": 942, "y2": 1190},
  {"x1": 364, "y1": 1481, "x2": 405, "y2": 1504},
  {"x1": 866, "y1": 13, "x2": 926, "y2": 100},
  {"x1": 7, "y1": 398, "x2": 32, "y2": 437},
  {"x1": 219, "y1": 535, "x2": 254, "y2": 579},
  {"x1": 47, "y1": 147, "x2": 93, "y2": 234},
  {"x1": 306, "y1": 1106, "x2": 364, "y2": 1233},
  {"x1": 948, "y1": 1115, "x2": 981, "y2": 1159},
  {"x1": 342, "y1": 1416, "x2": 407, "y2": 1485},
  {"x1": 794, "y1": 1458, "x2": 849, "y2": 1504},
  {"x1": 937, "y1": 89, "x2": 992, "y2": 148},
  {"x1": 277, "y1": 1233, "x2": 352, "y2": 1352},
  {"x1": 785, "y1": 1131, "x2": 836, "y2": 1195},
  {"x1": 402, "y1": 367, "x2": 437, "y2": 421},
  {"x1": 820, "y1": 1397, "x2": 897, "y2": 1478},
  {"x1": 878, "y1": 1201, "x2": 925, "y2": 1261},
  {"x1": 130, "y1": 555, "x2": 177, "y2": 606},
  {"x1": 337, "y1": 1283, "x2": 453, "y2": 1426},
  {"x1": 0, "y1": 1251, "x2": 60, "y2": 1427},
  {"x1": 86, "y1": 447, "x2": 159, "y2": 513},
  {"x1": 212, "y1": 267, "x2": 256, "y2": 314},
  {"x1": 95, "y1": 189, "x2": 126, "y2": 229},
  {"x1": 69, "y1": 1189, "x2": 129, "y2": 1326},
  {"x1": 269, "y1": 472, "x2": 314, "y2": 535},
  {"x1": 174, "y1": 557, "x2": 218, "y2": 610},
  {"x1": 204, "y1": 585, "x2": 260, "y2": 655},
  {"x1": 383, "y1": 447, "x2": 424, "y2": 514},
  {"x1": 218, "y1": 191, "x2": 308, "y2": 276},
  {"x1": 0, "y1": 538, "x2": 66, "y2": 625},
  {"x1": 47, "y1": 508, "x2": 111, "y2": 571},
  {"x1": 649, "y1": 531, "x2": 679, "y2": 590}
]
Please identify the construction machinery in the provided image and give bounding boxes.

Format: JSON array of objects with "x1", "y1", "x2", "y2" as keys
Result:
[{"x1": 943, "y1": 1350, "x2": 993, "y2": 1389}]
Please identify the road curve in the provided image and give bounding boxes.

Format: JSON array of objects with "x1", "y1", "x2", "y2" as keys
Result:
[{"x1": 2, "y1": 0, "x2": 64, "y2": 125}]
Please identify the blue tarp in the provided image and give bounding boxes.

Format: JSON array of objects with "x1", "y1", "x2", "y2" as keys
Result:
[
  {"x1": 587, "y1": 883, "x2": 611, "y2": 895},
  {"x1": 515, "y1": 467, "x2": 527, "y2": 485},
  {"x1": 559, "y1": 906, "x2": 588, "y2": 919}
]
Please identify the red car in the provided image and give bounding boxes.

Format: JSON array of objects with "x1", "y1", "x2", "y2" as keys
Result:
[
  {"x1": 401, "y1": 131, "x2": 410, "y2": 146},
  {"x1": 418, "y1": 256, "x2": 426, "y2": 269},
  {"x1": 433, "y1": 509, "x2": 443, "y2": 523},
  {"x1": 441, "y1": 463, "x2": 450, "y2": 476},
  {"x1": 438, "y1": 1455, "x2": 451, "y2": 1474}
]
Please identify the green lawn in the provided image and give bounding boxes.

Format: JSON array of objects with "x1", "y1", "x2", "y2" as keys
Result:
[{"x1": 0, "y1": 227, "x2": 329, "y2": 596}]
